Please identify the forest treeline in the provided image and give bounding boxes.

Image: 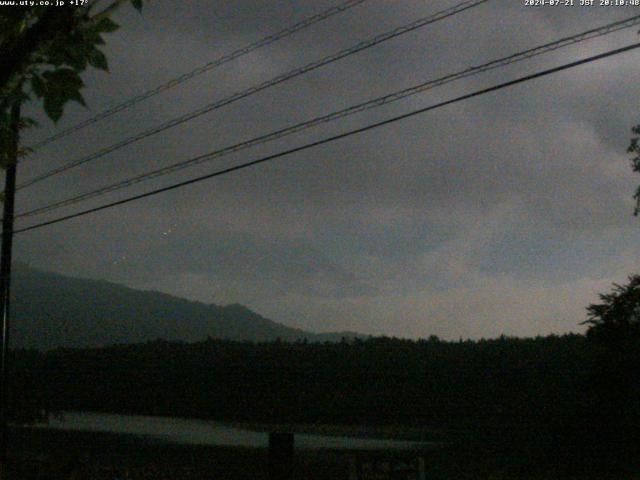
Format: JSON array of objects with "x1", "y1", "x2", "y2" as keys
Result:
[
  {"x1": 9, "y1": 334, "x2": 595, "y2": 428},
  {"x1": 8, "y1": 332, "x2": 640, "y2": 472}
]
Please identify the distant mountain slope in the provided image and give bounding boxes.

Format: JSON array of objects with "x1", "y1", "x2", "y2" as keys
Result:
[{"x1": 11, "y1": 265, "x2": 364, "y2": 350}]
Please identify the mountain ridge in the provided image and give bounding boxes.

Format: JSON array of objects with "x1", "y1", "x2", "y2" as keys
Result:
[{"x1": 11, "y1": 264, "x2": 365, "y2": 350}]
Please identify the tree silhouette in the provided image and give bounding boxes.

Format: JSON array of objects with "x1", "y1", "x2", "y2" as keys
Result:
[
  {"x1": 581, "y1": 276, "x2": 640, "y2": 468},
  {"x1": 628, "y1": 125, "x2": 640, "y2": 215},
  {"x1": 0, "y1": 1, "x2": 145, "y2": 427},
  {"x1": 0, "y1": 0, "x2": 144, "y2": 167},
  {"x1": 583, "y1": 275, "x2": 640, "y2": 345}
]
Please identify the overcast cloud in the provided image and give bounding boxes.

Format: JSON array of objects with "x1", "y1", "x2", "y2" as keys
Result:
[{"x1": 13, "y1": 0, "x2": 640, "y2": 339}]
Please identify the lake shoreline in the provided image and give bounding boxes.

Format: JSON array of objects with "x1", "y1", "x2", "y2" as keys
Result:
[
  {"x1": 37, "y1": 409, "x2": 441, "y2": 442},
  {"x1": 223, "y1": 420, "x2": 440, "y2": 442},
  {"x1": 30, "y1": 411, "x2": 434, "y2": 450},
  {"x1": 8, "y1": 427, "x2": 432, "y2": 479}
]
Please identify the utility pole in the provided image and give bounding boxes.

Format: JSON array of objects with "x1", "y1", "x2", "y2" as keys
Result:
[{"x1": 0, "y1": 101, "x2": 21, "y2": 479}]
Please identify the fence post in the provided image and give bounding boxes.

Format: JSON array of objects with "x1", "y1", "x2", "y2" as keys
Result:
[
  {"x1": 268, "y1": 432, "x2": 294, "y2": 480},
  {"x1": 417, "y1": 457, "x2": 425, "y2": 480},
  {"x1": 348, "y1": 456, "x2": 358, "y2": 480}
]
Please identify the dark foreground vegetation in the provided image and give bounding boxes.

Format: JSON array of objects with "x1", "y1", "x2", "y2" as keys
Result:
[
  {"x1": 7, "y1": 329, "x2": 640, "y2": 478},
  {"x1": 9, "y1": 426, "x2": 638, "y2": 480}
]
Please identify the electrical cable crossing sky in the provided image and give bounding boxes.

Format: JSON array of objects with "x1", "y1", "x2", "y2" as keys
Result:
[
  {"x1": 26, "y1": 0, "x2": 370, "y2": 151},
  {"x1": 16, "y1": 13, "x2": 640, "y2": 219},
  {"x1": 14, "y1": 42, "x2": 640, "y2": 235},
  {"x1": 16, "y1": 0, "x2": 489, "y2": 191}
]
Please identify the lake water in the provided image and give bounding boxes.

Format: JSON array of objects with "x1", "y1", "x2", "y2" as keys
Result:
[{"x1": 35, "y1": 412, "x2": 427, "y2": 450}]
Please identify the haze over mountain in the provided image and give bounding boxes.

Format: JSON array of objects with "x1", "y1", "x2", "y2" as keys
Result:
[{"x1": 10, "y1": 264, "x2": 364, "y2": 350}]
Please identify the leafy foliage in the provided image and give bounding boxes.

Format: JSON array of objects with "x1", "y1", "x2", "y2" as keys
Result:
[
  {"x1": 0, "y1": 1, "x2": 144, "y2": 424},
  {"x1": 583, "y1": 275, "x2": 640, "y2": 345},
  {"x1": 628, "y1": 126, "x2": 640, "y2": 215},
  {"x1": 0, "y1": 1, "x2": 144, "y2": 167},
  {"x1": 582, "y1": 276, "x2": 640, "y2": 466}
]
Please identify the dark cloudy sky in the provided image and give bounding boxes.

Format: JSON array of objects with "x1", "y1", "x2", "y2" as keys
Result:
[{"x1": 13, "y1": 0, "x2": 640, "y2": 339}]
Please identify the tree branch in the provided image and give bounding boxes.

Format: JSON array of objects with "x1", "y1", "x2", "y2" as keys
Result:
[{"x1": 0, "y1": 7, "x2": 77, "y2": 98}]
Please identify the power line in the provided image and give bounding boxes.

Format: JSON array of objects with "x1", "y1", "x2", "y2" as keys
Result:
[
  {"x1": 14, "y1": 42, "x2": 640, "y2": 235},
  {"x1": 16, "y1": 14, "x2": 640, "y2": 219},
  {"x1": 17, "y1": 0, "x2": 489, "y2": 190},
  {"x1": 26, "y1": 0, "x2": 369, "y2": 151}
]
